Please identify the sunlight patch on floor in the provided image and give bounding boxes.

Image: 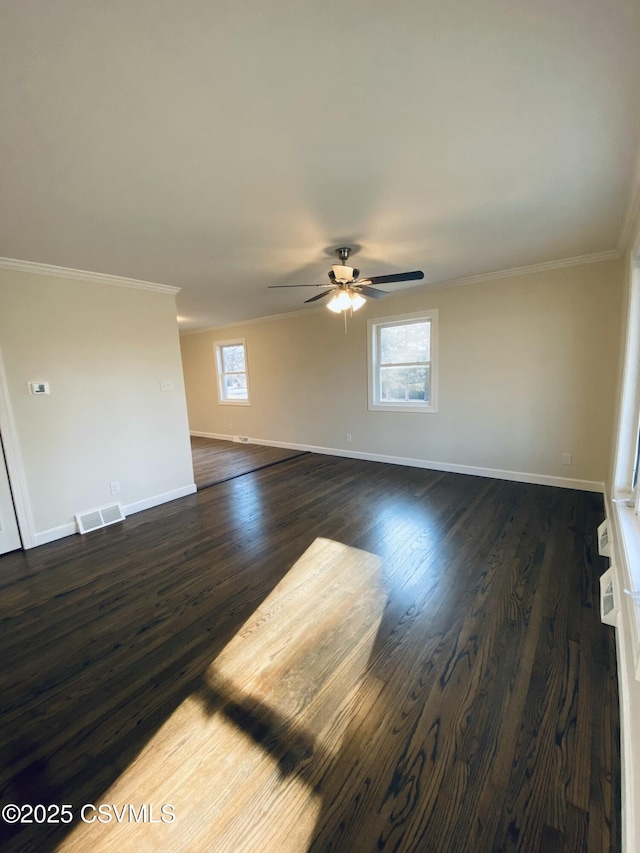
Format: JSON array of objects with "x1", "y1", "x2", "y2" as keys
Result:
[{"x1": 59, "y1": 538, "x2": 386, "y2": 853}]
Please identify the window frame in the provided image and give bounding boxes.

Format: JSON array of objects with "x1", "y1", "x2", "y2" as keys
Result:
[
  {"x1": 611, "y1": 247, "x2": 640, "y2": 679},
  {"x1": 367, "y1": 310, "x2": 438, "y2": 413},
  {"x1": 214, "y1": 338, "x2": 251, "y2": 406}
]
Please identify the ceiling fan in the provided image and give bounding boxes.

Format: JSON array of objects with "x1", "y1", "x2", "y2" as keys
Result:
[{"x1": 268, "y1": 248, "x2": 425, "y2": 313}]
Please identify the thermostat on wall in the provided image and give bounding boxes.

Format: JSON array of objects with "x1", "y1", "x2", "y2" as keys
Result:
[{"x1": 29, "y1": 381, "x2": 50, "y2": 395}]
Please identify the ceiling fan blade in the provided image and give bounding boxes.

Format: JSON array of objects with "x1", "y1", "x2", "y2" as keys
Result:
[
  {"x1": 357, "y1": 285, "x2": 388, "y2": 299},
  {"x1": 328, "y1": 270, "x2": 336, "y2": 284},
  {"x1": 359, "y1": 270, "x2": 425, "y2": 286},
  {"x1": 304, "y1": 290, "x2": 334, "y2": 303},
  {"x1": 268, "y1": 284, "x2": 333, "y2": 288}
]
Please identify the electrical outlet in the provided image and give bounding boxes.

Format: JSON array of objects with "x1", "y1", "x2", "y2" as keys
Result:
[
  {"x1": 561, "y1": 453, "x2": 572, "y2": 466},
  {"x1": 346, "y1": 433, "x2": 352, "y2": 443},
  {"x1": 110, "y1": 481, "x2": 120, "y2": 495}
]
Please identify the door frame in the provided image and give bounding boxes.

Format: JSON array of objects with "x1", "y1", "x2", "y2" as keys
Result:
[{"x1": 0, "y1": 346, "x2": 36, "y2": 549}]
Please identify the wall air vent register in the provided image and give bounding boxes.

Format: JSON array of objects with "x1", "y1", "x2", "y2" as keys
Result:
[{"x1": 75, "y1": 503, "x2": 125, "y2": 535}]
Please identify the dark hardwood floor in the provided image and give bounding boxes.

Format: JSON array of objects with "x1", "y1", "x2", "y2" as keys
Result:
[
  {"x1": 190, "y1": 435, "x2": 307, "y2": 488},
  {"x1": 0, "y1": 455, "x2": 620, "y2": 852}
]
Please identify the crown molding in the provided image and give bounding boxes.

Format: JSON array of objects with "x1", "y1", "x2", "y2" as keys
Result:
[
  {"x1": 0, "y1": 257, "x2": 180, "y2": 295},
  {"x1": 414, "y1": 248, "x2": 622, "y2": 295},
  {"x1": 179, "y1": 304, "x2": 327, "y2": 336},
  {"x1": 181, "y1": 249, "x2": 622, "y2": 335}
]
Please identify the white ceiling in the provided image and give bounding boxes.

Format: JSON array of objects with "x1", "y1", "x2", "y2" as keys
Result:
[{"x1": 1, "y1": 0, "x2": 639, "y2": 330}]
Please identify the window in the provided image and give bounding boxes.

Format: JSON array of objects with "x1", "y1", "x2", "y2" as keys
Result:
[
  {"x1": 368, "y1": 311, "x2": 438, "y2": 413},
  {"x1": 215, "y1": 339, "x2": 250, "y2": 405}
]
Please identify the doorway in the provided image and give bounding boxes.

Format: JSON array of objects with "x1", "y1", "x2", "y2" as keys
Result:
[{"x1": 190, "y1": 436, "x2": 307, "y2": 490}]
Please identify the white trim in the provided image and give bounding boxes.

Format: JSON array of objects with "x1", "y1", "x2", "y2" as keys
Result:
[
  {"x1": 34, "y1": 522, "x2": 77, "y2": 547},
  {"x1": 607, "y1": 211, "x2": 640, "y2": 851},
  {"x1": 123, "y1": 484, "x2": 197, "y2": 515},
  {"x1": 416, "y1": 250, "x2": 622, "y2": 295},
  {"x1": 190, "y1": 431, "x2": 230, "y2": 440},
  {"x1": 367, "y1": 310, "x2": 438, "y2": 414},
  {"x1": 604, "y1": 491, "x2": 638, "y2": 853},
  {"x1": 0, "y1": 257, "x2": 180, "y2": 295},
  {"x1": 610, "y1": 258, "x2": 640, "y2": 497},
  {"x1": 0, "y1": 347, "x2": 36, "y2": 548},
  {"x1": 610, "y1": 245, "x2": 640, "y2": 669},
  {"x1": 32, "y1": 484, "x2": 197, "y2": 547},
  {"x1": 619, "y1": 144, "x2": 640, "y2": 254},
  {"x1": 610, "y1": 502, "x2": 640, "y2": 671},
  {"x1": 214, "y1": 338, "x2": 251, "y2": 406},
  {"x1": 179, "y1": 305, "x2": 326, "y2": 336},
  {"x1": 614, "y1": 596, "x2": 637, "y2": 853},
  {"x1": 190, "y1": 432, "x2": 603, "y2": 492}
]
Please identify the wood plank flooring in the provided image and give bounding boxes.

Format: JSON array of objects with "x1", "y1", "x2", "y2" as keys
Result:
[
  {"x1": 190, "y1": 435, "x2": 307, "y2": 489},
  {"x1": 0, "y1": 455, "x2": 620, "y2": 852}
]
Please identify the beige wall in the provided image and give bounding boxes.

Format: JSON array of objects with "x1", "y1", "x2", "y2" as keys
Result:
[
  {"x1": 0, "y1": 269, "x2": 194, "y2": 539},
  {"x1": 181, "y1": 260, "x2": 623, "y2": 487}
]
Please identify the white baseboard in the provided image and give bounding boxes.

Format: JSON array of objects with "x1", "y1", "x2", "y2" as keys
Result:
[
  {"x1": 34, "y1": 522, "x2": 77, "y2": 547},
  {"x1": 123, "y1": 484, "x2": 197, "y2": 515},
  {"x1": 33, "y1": 484, "x2": 197, "y2": 547},
  {"x1": 190, "y1": 430, "x2": 230, "y2": 440},
  {"x1": 190, "y1": 432, "x2": 604, "y2": 493}
]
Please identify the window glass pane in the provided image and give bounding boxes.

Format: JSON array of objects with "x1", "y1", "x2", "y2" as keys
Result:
[
  {"x1": 380, "y1": 365, "x2": 430, "y2": 403},
  {"x1": 222, "y1": 344, "x2": 246, "y2": 373},
  {"x1": 380, "y1": 322, "x2": 430, "y2": 364},
  {"x1": 633, "y1": 423, "x2": 640, "y2": 490},
  {"x1": 224, "y1": 373, "x2": 248, "y2": 400}
]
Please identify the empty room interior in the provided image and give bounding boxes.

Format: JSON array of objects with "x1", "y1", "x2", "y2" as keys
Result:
[{"x1": 2, "y1": 2, "x2": 640, "y2": 851}]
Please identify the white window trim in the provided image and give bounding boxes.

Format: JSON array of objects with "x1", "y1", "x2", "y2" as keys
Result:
[
  {"x1": 611, "y1": 250, "x2": 640, "y2": 659},
  {"x1": 214, "y1": 338, "x2": 251, "y2": 406},
  {"x1": 367, "y1": 310, "x2": 438, "y2": 413},
  {"x1": 607, "y1": 240, "x2": 640, "y2": 853}
]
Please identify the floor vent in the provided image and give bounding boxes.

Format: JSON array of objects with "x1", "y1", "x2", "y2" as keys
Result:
[
  {"x1": 597, "y1": 519, "x2": 611, "y2": 557},
  {"x1": 75, "y1": 503, "x2": 126, "y2": 535},
  {"x1": 600, "y1": 567, "x2": 617, "y2": 627},
  {"x1": 233, "y1": 436, "x2": 250, "y2": 443}
]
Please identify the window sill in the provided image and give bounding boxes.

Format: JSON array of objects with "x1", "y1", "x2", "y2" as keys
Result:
[
  {"x1": 612, "y1": 500, "x2": 640, "y2": 678},
  {"x1": 217, "y1": 399, "x2": 251, "y2": 407},
  {"x1": 368, "y1": 403, "x2": 437, "y2": 414}
]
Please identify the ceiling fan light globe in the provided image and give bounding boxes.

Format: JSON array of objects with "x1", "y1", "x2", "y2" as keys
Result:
[
  {"x1": 334, "y1": 291, "x2": 352, "y2": 311},
  {"x1": 327, "y1": 295, "x2": 343, "y2": 313},
  {"x1": 349, "y1": 293, "x2": 366, "y2": 311},
  {"x1": 331, "y1": 264, "x2": 354, "y2": 282}
]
